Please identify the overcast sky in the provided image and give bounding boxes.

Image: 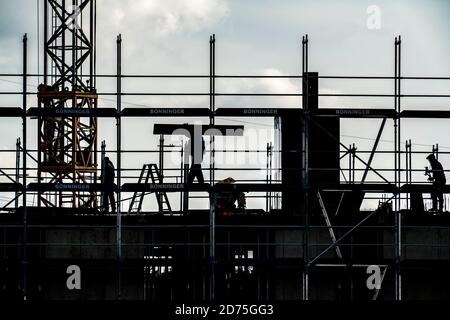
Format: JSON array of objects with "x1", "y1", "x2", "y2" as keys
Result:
[{"x1": 0, "y1": 0, "x2": 449, "y2": 210}]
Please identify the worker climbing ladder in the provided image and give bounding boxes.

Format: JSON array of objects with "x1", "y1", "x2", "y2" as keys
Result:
[{"x1": 128, "y1": 164, "x2": 172, "y2": 214}]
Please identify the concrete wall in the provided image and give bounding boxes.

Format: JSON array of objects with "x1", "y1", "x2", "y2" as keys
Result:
[{"x1": 2, "y1": 224, "x2": 450, "y2": 300}]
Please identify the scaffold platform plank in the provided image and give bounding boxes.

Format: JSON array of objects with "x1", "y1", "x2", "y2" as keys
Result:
[
  {"x1": 27, "y1": 183, "x2": 107, "y2": 192},
  {"x1": 153, "y1": 124, "x2": 244, "y2": 135},
  {"x1": 121, "y1": 183, "x2": 285, "y2": 192},
  {"x1": 315, "y1": 108, "x2": 396, "y2": 118},
  {"x1": 122, "y1": 183, "x2": 204, "y2": 192},
  {"x1": 401, "y1": 184, "x2": 450, "y2": 193},
  {"x1": 27, "y1": 107, "x2": 117, "y2": 117},
  {"x1": 122, "y1": 108, "x2": 210, "y2": 117},
  {"x1": 400, "y1": 110, "x2": 450, "y2": 118},
  {"x1": 0, "y1": 107, "x2": 24, "y2": 117},
  {"x1": 213, "y1": 183, "x2": 285, "y2": 192},
  {"x1": 38, "y1": 90, "x2": 98, "y2": 99},
  {"x1": 318, "y1": 183, "x2": 397, "y2": 192},
  {"x1": 0, "y1": 183, "x2": 23, "y2": 191}
]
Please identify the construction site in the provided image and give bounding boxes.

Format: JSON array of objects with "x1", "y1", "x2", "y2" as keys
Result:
[{"x1": 0, "y1": 0, "x2": 449, "y2": 301}]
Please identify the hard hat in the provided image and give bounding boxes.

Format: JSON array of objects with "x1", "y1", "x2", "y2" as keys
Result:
[{"x1": 218, "y1": 177, "x2": 236, "y2": 184}]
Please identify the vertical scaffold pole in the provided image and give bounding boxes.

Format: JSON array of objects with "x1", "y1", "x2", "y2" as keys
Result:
[
  {"x1": 394, "y1": 35, "x2": 402, "y2": 301},
  {"x1": 15, "y1": 138, "x2": 21, "y2": 210},
  {"x1": 209, "y1": 34, "x2": 216, "y2": 184},
  {"x1": 116, "y1": 33, "x2": 122, "y2": 299},
  {"x1": 301, "y1": 34, "x2": 309, "y2": 301},
  {"x1": 158, "y1": 135, "x2": 164, "y2": 213},
  {"x1": 209, "y1": 34, "x2": 216, "y2": 301},
  {"x1": 21, "y1": 33, "x2": 28, "y2": 301},
  {"x1": 266, "y1": 143, "x2": 270, "y2": 212}
]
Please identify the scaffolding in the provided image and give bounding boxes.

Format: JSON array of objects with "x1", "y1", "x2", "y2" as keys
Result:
[{"x1": 0, "y1": 4, "x2": 450, "y2": 301}]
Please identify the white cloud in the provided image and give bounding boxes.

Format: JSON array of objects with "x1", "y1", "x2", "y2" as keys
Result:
[
  {"x1": 0, "y1": 55, "x2": 10, "y2": 65},
  {"x1": 259, "y1": 68, "x2": 298, "y2": 94},
  {"x1": 99, "y1": 0, "x2": 229, "y2": 38},
  {"x1": 95, "y1": 0, "x2": 230, "y2": 73},
  {"x1": 0, "y1": 145, "x2": 16, "y2": 184},
  {"x1": 217, "y1": 68, "x2": 299, "y2": 108},
  {"x1": 319, "y1": 88, "x2": 342, "y2": 108},
  {"x1": 216, "y1": 67, "x2": 343, "y2": 109}
]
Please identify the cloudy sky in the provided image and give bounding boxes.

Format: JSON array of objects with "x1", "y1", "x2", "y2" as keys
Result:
[{"x1": 0, "y1": 0, "x2": 449, "y2": 210}]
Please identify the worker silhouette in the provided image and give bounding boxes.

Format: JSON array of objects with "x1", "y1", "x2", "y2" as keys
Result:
[
  {"x1": 186, "y1": 136, "x2": 205, "y2": 184},
  {"x1": 102, "y1": 157, "x2": 116, "y2": 213},
  {"x1": 38, "y1": 84, "x2": 61, "y2": 163},
  {"x1": 38, "y1": 83, "x2": 64, "y2": 164},
  {"x1": 426, "y1": 154, "x2": 446, "y2": 212}
]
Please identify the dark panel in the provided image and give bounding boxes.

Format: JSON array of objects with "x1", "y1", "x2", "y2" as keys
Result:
[
  {"x1": 303, "y1": 72, "x2": 318, "y2": 112},
  {"x1": 280, "y1": 109, "x2": 303, "y2": 215},
  {"x1": 280, "y1": 73, "x2": 341, "y2": 215},
  {"x1": 309, "y1": 117, "x2": 340, "y2": 187}
]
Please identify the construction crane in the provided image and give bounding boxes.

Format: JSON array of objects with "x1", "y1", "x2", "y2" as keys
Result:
[{"x1": 37, "y1": 0, "x2": 98, "y2": 208}]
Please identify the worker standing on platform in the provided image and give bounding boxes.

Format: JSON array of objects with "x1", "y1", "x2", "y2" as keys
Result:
[
  {"x1": 426, "y1": 154, "x2": 446, "y2": 212},
  {"x1": 102, "y1": 156, "x2": 116, "y2": 213},
  {"x1": 186, "y1": 136, "x2": 205, "y2": 184}
]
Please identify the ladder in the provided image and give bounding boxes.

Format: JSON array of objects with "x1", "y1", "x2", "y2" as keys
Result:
[
  {"x1": 128, "y1": 164, "x2": 172, "y2": 214},
  {"x1": 317, "y1": 191, "x2": 343, "y2": 259}
]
